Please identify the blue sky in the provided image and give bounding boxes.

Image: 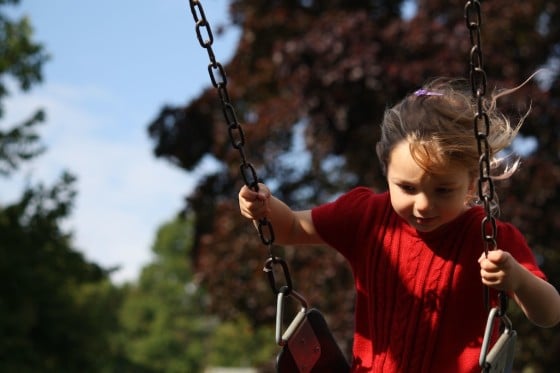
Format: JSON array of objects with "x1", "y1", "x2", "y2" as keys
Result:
[{"x1": 1, "y1": 0, "x2": 239, "y2": 283}]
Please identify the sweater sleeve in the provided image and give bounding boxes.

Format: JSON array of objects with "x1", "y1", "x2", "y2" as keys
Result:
[
  {"x1": 311, "y1": 187, "x2": 391, "y2": 262},
  {"x1": 497, "y1": 221, "x2": 547, "y2": 281}
]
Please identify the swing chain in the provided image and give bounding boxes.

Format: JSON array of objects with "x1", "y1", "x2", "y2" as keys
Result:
[
  {"x1": 465, "y1": 5, "x2": 516, "y2": 372},
  {"x1": 465, "y1": 0, "x2": 508, "y2": 316},
  {"x1": 465, "y1": 0, "x2": 494, "y2": 251},
  {"x1": 188, "y1": 0, "x2": 293, "y2": 296}
]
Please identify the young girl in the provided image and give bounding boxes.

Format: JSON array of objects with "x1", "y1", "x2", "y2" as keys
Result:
[{"x1": 238, "y1": 79, "x2": 560, "y2": 372}]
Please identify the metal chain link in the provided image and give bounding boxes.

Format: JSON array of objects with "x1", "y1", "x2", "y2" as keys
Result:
[
  {"x1": 464, "y1": 0, "x2": 508, "y2": 315},
  {"x1": 188, "y1": 0, "x2": 294, "y2": 296}
]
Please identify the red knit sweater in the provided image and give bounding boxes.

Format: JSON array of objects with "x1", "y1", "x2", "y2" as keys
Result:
[{"x1": 312, "y1": 187, "x2": 545, "y2": 373}]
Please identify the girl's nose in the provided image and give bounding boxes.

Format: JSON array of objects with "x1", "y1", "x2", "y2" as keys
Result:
[{"x1": 414, "y1": 193, "x2": 432, "y2": 214}]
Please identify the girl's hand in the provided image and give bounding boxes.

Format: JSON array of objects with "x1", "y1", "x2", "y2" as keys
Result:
[
  {"x1": 238, "y1": 183, "x2": 271, "y2": 220},
  {"x1": 479, "y1": 250, "x2": 521, "y2": 292}
]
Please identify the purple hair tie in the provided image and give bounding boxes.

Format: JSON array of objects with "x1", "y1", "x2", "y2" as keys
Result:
[{"x1": 414, "y1": 88, "x2": 443, "y2": 97}]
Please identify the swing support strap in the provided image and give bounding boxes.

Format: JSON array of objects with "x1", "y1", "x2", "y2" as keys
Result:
[
  {"x1": 275, "y1": 286, "x2": 308, "y2": 346},
  {"x1": 479, "y1": 308, "x2": 517, "y2": 372}
]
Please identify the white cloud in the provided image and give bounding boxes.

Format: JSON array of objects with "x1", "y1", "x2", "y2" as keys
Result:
[
  {"x1": 1, "y1": 82, "x2": 196, "y2": 284},
  {"x1": 1, "y1": 0, "x2": 239, "y2": 284}
]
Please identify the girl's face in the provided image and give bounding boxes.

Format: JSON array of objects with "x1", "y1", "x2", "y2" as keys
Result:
[{"x1": 387, "y1": 141, "x2": 474, "y2": 232}]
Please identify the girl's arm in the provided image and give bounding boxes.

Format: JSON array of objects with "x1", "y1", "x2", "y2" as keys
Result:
[
  {"x1": 238, "y1": 184, "x2": 324, "y2": 245},
  {"x1": 480, "y1": 250, "x2": 560, "y2": 327}
]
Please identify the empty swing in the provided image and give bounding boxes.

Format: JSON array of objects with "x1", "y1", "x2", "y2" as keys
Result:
[{"x1": 188, "y1": 1, "x2": 520, "y2": 372}]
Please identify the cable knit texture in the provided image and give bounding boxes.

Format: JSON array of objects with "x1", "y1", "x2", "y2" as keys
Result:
[{"x1": 311, "y1": 187, "x2": 545, "y2": 373}]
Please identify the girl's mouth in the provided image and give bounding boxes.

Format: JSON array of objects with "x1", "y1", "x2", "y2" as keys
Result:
[{"x1": 414, "y1": 216, "x2": 437, "y2": 226}]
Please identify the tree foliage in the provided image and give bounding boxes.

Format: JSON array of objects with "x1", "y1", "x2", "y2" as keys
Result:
[
  {"x1": 150, "y1": 0, "x2": 560, "y2": 369},
  {"x1": 117, "y1": 214, "x2": 275, "y2": 371},
  {"x1": 0, "y1": 0, "x2": 48, "y2": 175},
  {"x1": 0, "y1": 2, "x2": 130, "y2": 370},
  {"x1": 0, "y1": 173, "x2": 128, "y2": 371},
  {"x1": 117, "y1": 216, "x2": 207, "y2": 372}
]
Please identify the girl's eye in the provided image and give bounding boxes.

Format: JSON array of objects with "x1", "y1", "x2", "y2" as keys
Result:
[
  {"x1": 436, "y1": 187, "x2": 453, "y2": 194},
  {"x1": 399, "y1": 184, "x2": 416, "y2": 193}
]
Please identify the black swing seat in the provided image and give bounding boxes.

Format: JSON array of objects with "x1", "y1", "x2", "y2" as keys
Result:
[{"x1": 275, "y1": 289, "x2": 350, "y2": 373}]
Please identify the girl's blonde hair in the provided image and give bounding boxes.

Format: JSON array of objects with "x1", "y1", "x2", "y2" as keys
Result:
[{"x1": 376, "y1": 78, "x2": 530, "y2": 208}]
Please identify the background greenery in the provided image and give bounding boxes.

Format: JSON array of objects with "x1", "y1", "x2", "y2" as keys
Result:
[{"x1": 1, "y1": 0, "x2": 559, "y2": 371}]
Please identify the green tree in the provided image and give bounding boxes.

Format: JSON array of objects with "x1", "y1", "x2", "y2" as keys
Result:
[
  {"x1": 0, "y1": 174, "x2": 129, "y2": 371},
  {"x1": 119, "y1": 214, "x2": 276, "y2": 371},
  {"x1": 0, "y1": 1, "x2": 129, "y2": 371},
  {"x1": 206, "y1": 315, "x2": 275, "y2": 369},
  {"x1": 118, "y1": 215, "x2": 210, "y2": 372},
  {"x1": 150, "y1": 0, "x2": 560, "y2": 370},
  {"x1": 0, "y1": 0, "x2": 47, "y2": 175}
]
